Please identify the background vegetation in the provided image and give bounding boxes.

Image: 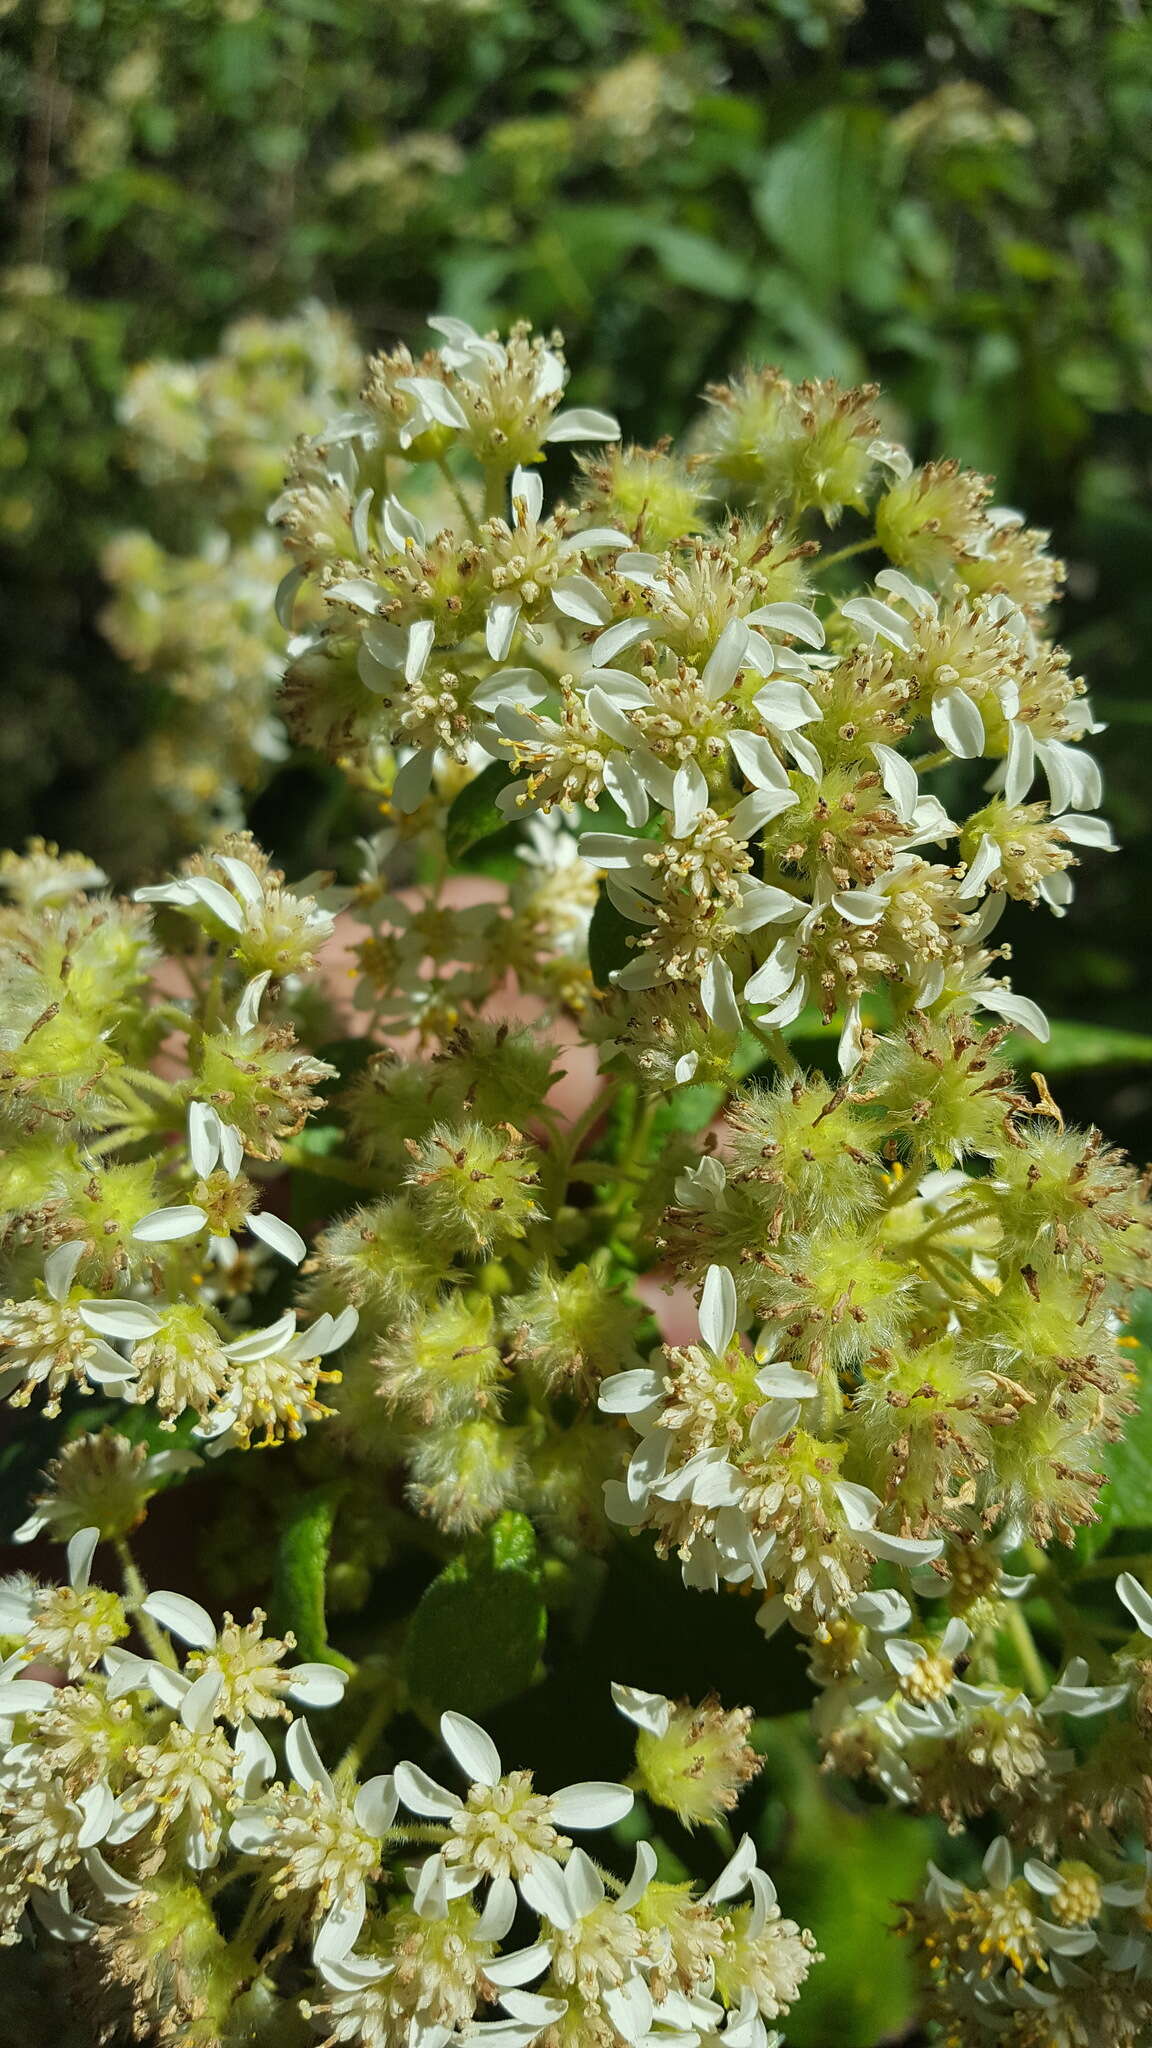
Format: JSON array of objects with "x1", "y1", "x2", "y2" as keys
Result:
[{"x1": 4, "y1": 0, "x2": 1151, "y2": 1155}]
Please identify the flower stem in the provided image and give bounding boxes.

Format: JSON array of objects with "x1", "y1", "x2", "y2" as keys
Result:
[
  {"x1": 1003, "y1": 1601, "x2": 1048, "y2": 1700},
  {"x1": 436, "y1": 456, "x2": 481, "y2": 540},
  {"x1": 812, "y1": 535, "x2": 879, "y2": 572},
  {"x1": 114, "y1": 1536, "x2": 180, "y2": 1668},
  {"x1": 339, "y1": 1673, "x2": 401, "y2": 1776}
]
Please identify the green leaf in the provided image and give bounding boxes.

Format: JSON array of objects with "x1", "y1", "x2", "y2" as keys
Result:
[
  {"x1": 444, "y1": 762, "x2": 518, "y2": 865},
  {"x1": 649, "y1": 1083, "x2": 727, "y2": 1140},
  {"x1": 1093, "y1": 1323, "x2": 1152, "y2": 1541},
  {"x1": 404, "y1": 1510, "x2": 547, "y2": 1722},
  {"x1": 1020, "y1": 1018, "x2": 1152, "y2": 1073},
  {"x1": 588, "y1": 883, "x2": 635, "y2": 991},
  {"x1": 753, "y1": 1720, "x2": 937, "y2": 2048},
  {"x1": 753, "y1": 106, "x2": 895, "y2": 309},
  {"x1": 270, "y1": 1485, "x2": 353, "y2": 1670},
  {"x1": 645, "y1": 225, "x2": 749, "y2": 301}
]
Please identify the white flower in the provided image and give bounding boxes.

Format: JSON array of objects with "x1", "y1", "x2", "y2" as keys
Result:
[
  {"x1": 135, "y1": 856, "x2": 333, "y2": 965},
  {"x1": 0, "y1": 1527, "x2": 125, "y2": 1684},
  {"x1": 885, "y1": 1619, "x2": 971, "y2": 1705},
  {"x1": 394, "y1": 1710, "x2": 632, "y2": 1910},
  {"x1": 231, "y1": 1717, "x2": 396, "y2": 1962},
  {"x1": 0, "y1": 1243, "x2": 140, "y2": 1411},
  {"x1": 1037, "y1": 1655, "x2": 1129, "y2": 1719},
  {"x1": 192, "y1": 1305, "x2": 359, "y2": 1449},
  {"x1": 130, "y1": 1102, "x2": 308, "y2": 1268},
  {"x1": 138, "y1": 1589, "x2": 349, "y2": 1720},
  {"x1": 521, "y1": 1842, "x2": 654, "y2": 2036}
]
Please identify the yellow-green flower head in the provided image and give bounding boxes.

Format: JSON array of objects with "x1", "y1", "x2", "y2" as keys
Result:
[
  {"x1": 403, "y1": 1120, "x2": 542, "y2": 1256},
  {"x1": 507, "y1": 1259, "x2": 645, "y2": 1398},
  {"x1": 13, "y1": 1430, "x2": 198, "y2": 1545},
  {"x1": 874, "y1": 460, "x2": 992, "y2": 585},
  {"x1": 404, "y1": 1414, "x2": 526, "y2": 1533},
  {"x1": 311, "y1": 1195, "x2": 447, "y2": 1326},
  {"x1": 524, "y1": 1415, "x2": 628, "y2": 1549},
  {"x1": 866, "y1": 1010, "x2": 1022, "y2": 1169},
  {"x1": 375, "y1": 1293, "x2": 505, "y2": 1426},
  {"x1": 577, "y1": 442, "x2": 704, "y2": 548},
  {"x1": 613, "y1": 1681, "x2": 761, "y2": 1827},
  {"x1": 193, "y1": 1016, "x2": 333, "y2": 1162},
  {"x1": 0, "y1": 841, "x2": 109, "y2": 913},
  {"x1": 699, "y1": 367, "x2": 881, "y2": 521},
  {"x1": 137, "y1": 833, "x2": 335, "y2": 978}
]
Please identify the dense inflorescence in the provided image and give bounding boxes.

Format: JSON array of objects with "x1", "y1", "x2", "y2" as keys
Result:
[
  {"x1": 0, "y1": 1540, "x2": 815, "y2": 2047},
  {"x1": 2, "y1": 318, "x2": 1150, "y2": 2046},
  {"x1": 99, "y1": 307, "x2": 362, "y2": 860}
]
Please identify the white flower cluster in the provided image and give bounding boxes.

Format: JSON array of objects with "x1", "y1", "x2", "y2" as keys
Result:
[
  {"x1": 277, "y1": 319, "x2": 1110, "y2": 1074},
  {"x1": 600, "y1": 1263, "x2": 945, "y2": 1617},
  {"x1": 0, "y1": 1535, "x2": 815, "y2": 2048},
  {"x1": 103, "y1": 303, "x2": 363, "y2": 851},
  {"x1": 0, "y1": 840, "x2": 358, "y2": 1445},
  {"x1": 0, "y1": 1530, "x2": 346, "y2": 1942}
]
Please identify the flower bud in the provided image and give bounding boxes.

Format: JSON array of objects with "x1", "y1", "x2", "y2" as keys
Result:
[
  {"x1": 375, "y1": 1294, "x2": 505, "y2": 1425},
  {"x1": 14, "y1": 1430, "x2": 197, "y2": 1544},
  {"x1": 194, "y1": 1023, "x2": 333, "y2": 1160},
  {"x1": 577, "y1": 442, "x2": 702, "y2": 547},
  {"x1": 404, "y1": 1121, "x2": 541, "y2": 1255},
  {"x1": 508, "y1": 1260, "x2": 644, "y2": 1398},
  {"x1": 700, "y1": 367, "x2": 881, "y2": 521},
  {"x1": 615, "y1": 1683, "x2": 761, "y2": 1827},
  {"x1": 404, "y1": 1416, "x2": 526, "y2": 1533},
  {"x1": 874, "y1": 460, "x2": 991, "y2": 583}
]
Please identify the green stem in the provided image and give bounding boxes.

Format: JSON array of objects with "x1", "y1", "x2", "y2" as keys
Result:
[
  {"x1": 482, "y1": 464, "x2": 511, "y2": 520},
  {"x1": 1003, "y1": 1602, "x2": 1048, "y2": 1699},
  {"x1": 339, "y1": 1676, "x2": 401, "y2": 1777},
  {"x1": 277, "y1": 1145, "x2": 382, "y2": 1192},
  {"x1": 751, "y1": 1023, "x2": 802, "y2": 1078},
  {"x1": 1075, "y1": 1551, "x2": 1152, "y2": 1581},
  {"x1": 568, "y1": 1160, "x2": 645, "y2": 1186},
  {"x1": 812, "y1": 535, "x2": 879, "y2": 572},
  {"x1": 436, "y1": 456, "x2": 481, "y2": 540},
  {"x1": 545, "y1": 1078, "x2": 619, "y2": 1210},
  {"x1": 114, "y1": 1536, "x2": 180, "y2": 1669},
  {"x1": 1023, "y1": 1543, "x2": 1114, "y2": 1681}
]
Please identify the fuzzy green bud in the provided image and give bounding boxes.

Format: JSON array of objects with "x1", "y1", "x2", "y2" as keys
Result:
[{"x1": 404, "y1": 1121, "x2": 541, "y2": 1256}]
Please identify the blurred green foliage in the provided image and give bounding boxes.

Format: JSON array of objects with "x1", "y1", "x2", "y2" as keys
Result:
[{"x1": 4, "y1": 0, "x2": 1151, "y2": 1139}]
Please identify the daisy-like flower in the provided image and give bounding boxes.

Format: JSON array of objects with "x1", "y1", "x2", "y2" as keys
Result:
[
  {"x1": 0, "y1": 1528, "x2": 127, "y2": 1682},
  {"x1": 516, "y1": 1840, "x2": 655, "y2": 2040},
  {"x1": 393, "y1": 1710, "x2": 632, "y2": 1915},
  {"x1": 885, "y1": 1619, "x2": 972, "y2": 1706},
  {"x1": 135, "y1": 843, "x2": 335, "y2": 976},
  {"x1": 425, "y1": 316, "x2": 621, "y2": 457},
  {"x1": 0, "y1": 1243, "x2": 141, "y2": 1413},
  {"x1": 612, "y1": 1683, "x2": 761, "y2": 1828},
  {"x1": 0, "y1": 1744, "x2": 123, "y2": 1946},
  {"x1": 129, "y1": 1096, "x2": 309, "y2": 1268},
  {"x1": 712, "y1": 1864, "x2": 820, "y2": 2025},
  {"x1": 315, "y1": 1886, "x2": 517, "y2": 2045},
  {"x1": 581, "y1": 753, "x2": 803, "y2": 1024},
  {"x1": 231, "y1": 1716, "x2": 397, "y2": 1962},
  {"x1": 12, "y1": 1432, "x2": 198, "y2": 1546},
  {"x1": 124, "y1": 1666, "x2": 238, "y2": 1872},
  {"x1": 138, "y1": 1589, "x2": 348, "y2": 1721},
  {"x1": 600, "y1": 1267, "x2": 941, "y2": 1615},
  {"x1": 192, "y1": 1304, "x2": 359, "y2": 1449}
]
